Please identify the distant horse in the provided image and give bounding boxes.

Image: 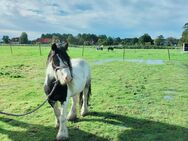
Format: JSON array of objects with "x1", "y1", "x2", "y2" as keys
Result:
[
  {"x1": 96, "y1": 46, "x2": 103, "y2": 50},
  {"x1": 44, "y1": 42, "x2": 91, "y2": 140},
  {"x1": 108, "y1": 47, "x2": 114, "y2": 51}
]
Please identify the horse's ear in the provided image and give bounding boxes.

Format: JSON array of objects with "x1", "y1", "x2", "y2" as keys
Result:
[
  {"x1": 51, "y1": 43, "x2": 57, "y2": 51},
  {"x1": 64, "y1": 42, "x2": 68, "y2": 51}
]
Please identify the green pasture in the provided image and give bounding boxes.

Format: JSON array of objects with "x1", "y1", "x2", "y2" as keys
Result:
[
  {"x1": 0, "y1": 45, "x2": 188, "y2": 61},
  {"x1": 0, "y1": 45, "x2": 188, "y2": 141}
]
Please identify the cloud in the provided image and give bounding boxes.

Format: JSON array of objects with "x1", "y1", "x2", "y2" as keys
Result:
[{"x1": 0, "y1": 0, "x2": 187, "y2": 39}]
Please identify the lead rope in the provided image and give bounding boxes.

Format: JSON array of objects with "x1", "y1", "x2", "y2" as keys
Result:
[{"x1": 0, "y1": 80, "x2": 59, "y2": 117}]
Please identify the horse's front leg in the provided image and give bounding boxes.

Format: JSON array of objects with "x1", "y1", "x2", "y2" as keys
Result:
[
  {"x1": 56, "y1": 97, "x2": 69, "y2": 141},
  {"x1": 67, "y1": 95, "x2": 77, "y2": 121},
  {"x1": 53, "y1": 102, "x2": 60, "y2": 129}
]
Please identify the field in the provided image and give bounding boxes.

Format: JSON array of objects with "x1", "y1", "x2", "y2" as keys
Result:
[{"x1": 0, "y1": 45, "x2": 188, "y2": 141}]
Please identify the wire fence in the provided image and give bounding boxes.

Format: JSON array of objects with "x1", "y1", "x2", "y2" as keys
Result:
[{"x1": 0, "y1": 44, "x2": 188, "y2": 62}]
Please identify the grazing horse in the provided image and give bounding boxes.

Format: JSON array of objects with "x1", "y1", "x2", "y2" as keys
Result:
[
  {"x1": 44, "y1": 42, "x2": 91, "y2": 140},
  {"x1": 107, "y1": 47, "x2": 114, "y2": 51},
  {"x1": 96, "y1": 46, "x2": 103, "y2": 50}
]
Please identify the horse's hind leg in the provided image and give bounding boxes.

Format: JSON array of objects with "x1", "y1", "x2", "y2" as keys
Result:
[
  {"x1": 67, "y1": 95, "x2": 77, "y2": 121},
  {"x1": 81, "y1": 82, "x2": 91, "y2": 116}
]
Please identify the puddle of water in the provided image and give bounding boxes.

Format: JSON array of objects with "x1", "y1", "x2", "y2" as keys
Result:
[
  {"x1": 163, "y1": 90, "x2": 176, "y2": 101},
  {"x1": 93, "y1": 58, "x2": 164, "y2": 65},
  {"x1": 94, "y1": 58, "x2": 122, "y2": 65},
  {"x1": 125, "y1": 59, "x2": 144, "y2": 63},
  {"x1": 164, "y1": 95, "x2": 174, "y2": 101},
  {"x1": 146, "y1": 59, "x2": 164, "y2": 65}
]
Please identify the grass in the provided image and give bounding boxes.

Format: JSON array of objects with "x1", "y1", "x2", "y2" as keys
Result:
[{"x1": 0, "y1": 45, "x2": 188, "y2": 141}]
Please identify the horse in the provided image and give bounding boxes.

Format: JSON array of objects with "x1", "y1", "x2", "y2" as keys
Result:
[
  {"x1": 96, "y1": 46, "x2": 103, "y2": 50},
  {"x1": 107, "y1": 47, "x2": 114, "y2": 51},
  {"x1": 44, "y1": 42, "x2": 91, "y2": 141}
]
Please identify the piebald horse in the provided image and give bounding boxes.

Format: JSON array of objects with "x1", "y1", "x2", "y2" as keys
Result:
[{"x1": 44, "y1": 42, "x2": 91, "y2": 140}]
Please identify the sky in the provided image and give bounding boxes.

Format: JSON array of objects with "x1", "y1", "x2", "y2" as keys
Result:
[{"x1": 0, "y1": 0, "x2": 187, "y2": 40}]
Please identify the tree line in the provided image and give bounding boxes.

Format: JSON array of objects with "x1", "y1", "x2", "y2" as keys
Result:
[
  {"x1": 1, "y1": 23, "x2": 188, "y2": 47},
  {"x1": 41, "y1": 33, "x2": 179, "y2": 46},
  {"x1": 2, "y1": 32, "x2": 28, "y2": 44}
]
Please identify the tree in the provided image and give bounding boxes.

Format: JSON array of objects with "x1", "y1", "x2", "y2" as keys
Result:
[
  {"x1": 67, "y1": 34, "x2": 73, "y2": 44},
  {"x1": 19, "y1": 32, "x2": 28, "y2": 44},
  {"x1": 139, "y1": 33, "x2": 153, "y2": 45},
  {"x1": 122, "y1": 38, "x2": 132, "y2": 45},
  {"x1": 181, "y1": 29, "x2": 188, "y2": 42},
  {"x1": 90, "y1": 34, "x2": 98, "y2": 44},
  {"x1": 154, "y1": 35, "x2": 165, "y2": 46},
  {"x1": 181, "y1": 23, "x2": 188, "y2": 43},
  {"x1": 113, "y1": 37, "x2": 121, "y2": 45},
  {"x1": 76, "y1": 34, "x2": 84, "y2": 45},
  {"x1": 41, "y1": 33, "x2": 53, "y2": 39},
  {"x1": 166, "y1": 37, "x2": 178, "y2": 46},
  {"x1": 131, "y1": 37, "x2": 139, "y2": 45},
  {"x1": 2, "y1": 35, "x2": 10, "y2": 44},
  {"x1": 52, "y1": 35, "x2": 60, "y2": 43},
  {"x1": 106, "y1": 37, "x2": 113, "y2": 45},
  {"x1": 97, "y1": 35, "x2": 107, "y2": 45},
  {"x1": 183, "y1": 23, "x2": 188, "y2": 29}
]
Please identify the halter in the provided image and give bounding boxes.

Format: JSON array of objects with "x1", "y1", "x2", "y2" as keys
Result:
[
  {"x1": 51, "y1": 54, "x2": 70, "y2": 72},
  {"x1": 51, "y1": 54, "x2": 73, "y2": 81},
  {"x1": 52, "y1": 61, "x2": 69, "y2": 72}
]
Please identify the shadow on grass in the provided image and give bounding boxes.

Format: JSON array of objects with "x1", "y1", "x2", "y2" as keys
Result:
[
  {"x1": 1, "y1": 112, "x2": 188, "y2": 141},
  {"x1": 0, "y1": 116, "x2": 108, "y2": 141},
  {"x1": 80, "y1": 112, "x2": 188, "y2": 141}
]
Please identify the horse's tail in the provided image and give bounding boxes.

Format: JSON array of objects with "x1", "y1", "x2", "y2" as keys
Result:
[
  {"x1": 79, "y1": 91, "x2": 83, "y2": 108},
  {"x1": 79, "y1": 80, "x2": 91, "y2": 108}
]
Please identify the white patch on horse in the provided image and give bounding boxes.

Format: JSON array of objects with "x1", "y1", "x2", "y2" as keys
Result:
[
  {"x1": 44, "y1": 62, "x2": 56, "y2": 85},
  {"x1": 67, "y1": 59, "x2": 91, "y2": 96},
  {"x1": 67, "y1": 95, "x2": 77, "y2": 121}
]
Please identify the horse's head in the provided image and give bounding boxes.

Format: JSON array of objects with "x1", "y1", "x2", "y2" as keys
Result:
[{"x1": 50, "y1": 42, "x2": 72, "y2": 85}]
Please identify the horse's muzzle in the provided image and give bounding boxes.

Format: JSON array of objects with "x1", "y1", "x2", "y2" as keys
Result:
[{"x1": 64, "y1": 76, "x2": 73, "y2": 83}]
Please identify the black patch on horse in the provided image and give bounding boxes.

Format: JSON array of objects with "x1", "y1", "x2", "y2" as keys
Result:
[
  {"x1": 44, "y1": 77, "x2": 67, "y2": 106},
  {"x1": 108, "y1": 47, "x2": 114, "y2": 51}
]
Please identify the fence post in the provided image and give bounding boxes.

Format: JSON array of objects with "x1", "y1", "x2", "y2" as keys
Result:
[
  {"x1": 82, "y1": 44, "x2": 85, "y2": 57},
  {"x1": 123, "y1": 46, "x2": 125, "y2": 61},
  {"x1": 39, "y1": 43, "x2": 42, "y2": 56},
  {"x1": 167, "y1": 48, "x2": 170, "y2": 60},
  {"x1": 10, "y1": 44, "x2": 13, "y2": 55}
]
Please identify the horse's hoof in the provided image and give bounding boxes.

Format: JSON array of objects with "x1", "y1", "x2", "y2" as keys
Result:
[
  {"x1": 81, "y1": 111, "x2": 88, "y2": 117},
  {"x1": 55, "y1": 124, "x2": 59, "y2": 129},
  {"x1": 67, "y1": 117, "x2": 77, "y2": 121},
  {"x1": 56, "y1": 137, "x2": 69, "y2": 141},
  {"x1": 56, "y1": 136, "x2": 69, "y2": 141},
  {"x1": 67, "y1": 113, "x2": 77, "y2": 121},
  {"x1": 81, "y1": 108, "x2": 89, "y2": 117},
  {"x1": 56, "y1": 132, "x2": 69, "y2": 141}
]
